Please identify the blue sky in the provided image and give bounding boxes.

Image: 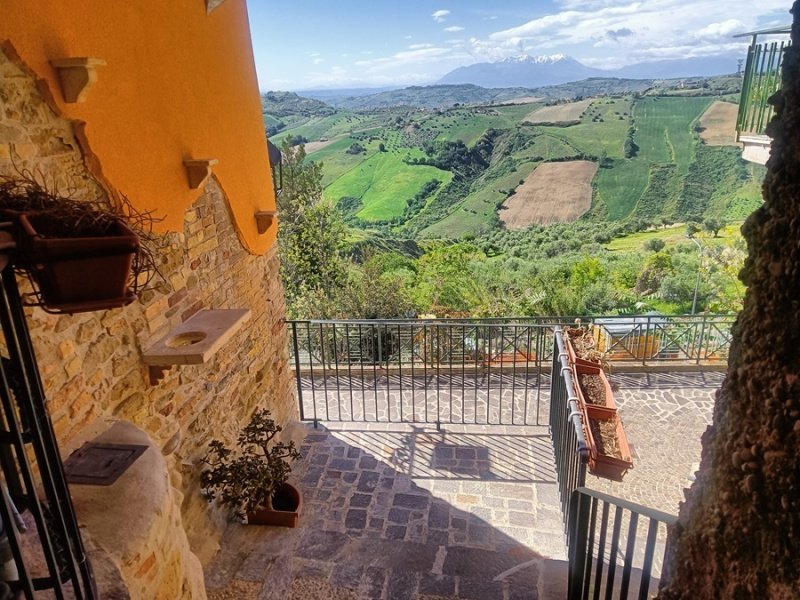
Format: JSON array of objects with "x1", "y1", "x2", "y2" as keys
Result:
[{"x1": 246, "y1": 0, "x2": 791, "y2": 91}]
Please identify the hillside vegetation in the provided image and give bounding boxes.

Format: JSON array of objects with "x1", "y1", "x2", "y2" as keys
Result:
[{"x1": 266, "y1": 77, "x2": 762, "y2": 319}]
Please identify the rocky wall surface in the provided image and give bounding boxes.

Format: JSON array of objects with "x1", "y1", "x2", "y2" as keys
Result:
[{"x1": 1, "y1": 42, "x2": 297, "y2": 597}]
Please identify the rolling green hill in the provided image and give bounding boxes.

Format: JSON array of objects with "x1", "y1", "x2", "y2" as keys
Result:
[{"x1": 264, "y1": 84, "x2": 762, "y2": 240}]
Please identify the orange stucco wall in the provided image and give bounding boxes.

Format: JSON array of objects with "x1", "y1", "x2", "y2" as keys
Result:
[{"x1": 2, "y1": 0, "x2": 276, "y2": 253}]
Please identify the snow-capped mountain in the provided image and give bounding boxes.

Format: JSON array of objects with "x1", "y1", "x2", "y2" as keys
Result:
[
  {"x1": 437, "y1": 55, "x2": 603, "y2": 88},
  {"x1": 437, "y1": 54, "x2": 738, "y2": 88}
]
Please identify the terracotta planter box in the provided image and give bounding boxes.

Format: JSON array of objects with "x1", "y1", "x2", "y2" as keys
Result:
[
  {"x1": 246, "y1": 482, "x2": 303, "y2": 528},
  {"x1": 573, "y1": 362, "x2": 617, "y2": 412},
  {"x1": 584, "y1": 405, "x2": 633, "y2": 481},
  {"x1": 18, "y1": 213, "x2": 138, "y2": 313},
  {"x1": 564, "y1": 334, "x2": 602, "y2": 369}
]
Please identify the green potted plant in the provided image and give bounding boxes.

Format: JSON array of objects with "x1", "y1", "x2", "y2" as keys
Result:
[
  {"x1": 201, "y1": 409, "x2": 302, "y2": 527},
  {"x1": 0, "y1": 175, "x2": 160, "y2": 314}
]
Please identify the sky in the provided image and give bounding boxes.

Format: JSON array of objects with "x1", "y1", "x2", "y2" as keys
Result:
[{"x1": 246, "y1": 0, "x2": 792, "y2": 91}]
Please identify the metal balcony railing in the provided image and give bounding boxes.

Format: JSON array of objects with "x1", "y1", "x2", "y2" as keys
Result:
[
  {"x1": 567, "y1": 487, "x2": 676, "y2": 600},
  {"x1": 287, "y1": 314, "x2": 734, "y2": 427},
  {"x1": 736, "y1": 26, "x2": 791, "y2": 139},
  {"x1": 0, "y1": 249, "x2": 96, "y2": 598}
]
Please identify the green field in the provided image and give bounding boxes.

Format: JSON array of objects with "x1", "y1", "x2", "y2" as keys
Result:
[
  {"x1": 422, "y1": 160, "x2": 539, "y2": 237},
  {"x1": 324, "y1": 150, "x2": 452, "y2": 221},
  {"x1": 633, "y1": 97, "x2": 711, "y2": 173},
  {"x1": 594, "y1": 158, "x2": 651, "y2": 220},
  {"x1": 272, "y1": 112, "x2": 382, "y2": 145},
  {"x1": 307, "y1": 137, "x2": 380, "y2": 187},
  {"x1": 606, "y1": 222, "x2": 743, "y2": 252},
  {"x1": 538, "y1": 97, "x2": 633, "y2": 159}
]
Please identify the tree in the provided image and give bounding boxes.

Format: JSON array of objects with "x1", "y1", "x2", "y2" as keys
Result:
[
  {"x1": 686, "y1": 221, "x2": 701, "y2": 238},
  {"x1": 378, "y1": 142, "x2": 386, "y2": 152},
  {"x1": 644, "y1": 238, "x2": 666, "y2": 252},
  {"x1": 658, "y1": 8, "x2": 800, "y2": 597},
  {"x1": 276, "y1": 140, "x2": 347, "y2": 315},
  {"x1": 703, "y1": 217, "x2": 725, "y2": 237}
]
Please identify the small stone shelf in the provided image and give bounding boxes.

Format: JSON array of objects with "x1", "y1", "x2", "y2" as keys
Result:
[
  {"x1": 143, "y1": 308, "x2": 250, "y2": 384},
  {"x1": 183, "y1": 158, "x2": 218, "y2": 189},
  {"x1": 255, "y1": 210, "x2": 276, "y2": 234},
  {"x1": 50, "y1": 57, "x2": 106, "y2": 103}
]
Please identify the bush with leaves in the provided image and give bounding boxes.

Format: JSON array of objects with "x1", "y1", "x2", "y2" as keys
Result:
[{"x1": 201, "y1": 409, "x2": 301, "y2": 522}]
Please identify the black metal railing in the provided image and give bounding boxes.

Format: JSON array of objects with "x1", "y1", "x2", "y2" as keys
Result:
[
  {"x1": 290, "y1": 320, "x2": 559, "y2": 427},
  {"x1": 287, "y1": 314, "x2": 734, "y2": 426},
  {"x1": 0, "y1": 254, "x2": 96, "y2": 598},
  {"x1": 567, "y1": 487, "x2": 676, "y2": 600},
  {"x1": 737, "y1": 32, "x2": 790, "y2": 138},
  {"x1": 550, "y1": 327, "x2": 590, "y2": 532}
]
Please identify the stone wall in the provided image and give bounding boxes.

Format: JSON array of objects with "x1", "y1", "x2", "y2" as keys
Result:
[{"x1": 1, "y1": 42, "x2": 297, "y2": 596}]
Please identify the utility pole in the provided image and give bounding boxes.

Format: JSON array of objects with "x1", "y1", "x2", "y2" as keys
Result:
[{"x1": 687, "y1": 236, "x2": 702, "y2": 314}]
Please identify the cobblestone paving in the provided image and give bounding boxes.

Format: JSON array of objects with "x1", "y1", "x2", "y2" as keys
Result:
[
  {"x1": 587, "y1": 371, "x2": 722, "y2": 514},
  {"x1": 206, "y1": 423, "x2": 567, "y2": 600},
  {"x1": 206, "y1": 370, "x2": 721, "y2": 599}
]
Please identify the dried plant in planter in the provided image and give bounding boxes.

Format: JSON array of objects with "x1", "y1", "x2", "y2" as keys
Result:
[
  {"x1": 201, "y1": 409, "x2": 301, "y2": 523},
  {"x1": 565, "y1": 324, "x2": 610, "y2": 369},
  {"x1": 0, "y1": 174, "x2": 163, "y2": 312}
]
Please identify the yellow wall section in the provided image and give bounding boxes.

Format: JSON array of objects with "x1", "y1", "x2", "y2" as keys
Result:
[{"x1": 1, "y1": 0, "x2": 276, "y2": 254}]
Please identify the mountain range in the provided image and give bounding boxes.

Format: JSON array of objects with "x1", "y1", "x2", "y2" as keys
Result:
[{"x1": 437, "y1": 54, "x2": 738, "y2": 88}]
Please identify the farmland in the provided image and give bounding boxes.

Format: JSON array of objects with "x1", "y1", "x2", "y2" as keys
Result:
[
  {"x1": 267, "y1": 78, "x2": 760, "y2": 319},
  {"x1": 698, "y1": 101, "x2": 739, "y2": 146},
  {"x1": 264, "y1": 87, "x2": 762, "y2": 238},
  {"x1": 524, "y1": 98, "x2": 593, "y2": 123},
  {"x1": 501, "y1": 160, "x2": 598, "y2": 228}
]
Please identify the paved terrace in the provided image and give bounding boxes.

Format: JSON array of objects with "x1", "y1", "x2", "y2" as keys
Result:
[{"x1": 206, "y1": 370, "x2": 723, "y2": 600}]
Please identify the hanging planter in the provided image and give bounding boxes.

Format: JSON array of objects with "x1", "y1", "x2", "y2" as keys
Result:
[
  {"x1": 16, "y1": 212, "x2": 139, "y2": 313},
  {"x1": 584, "y1": 405, "x2": 633, "y2": 481},
  {"x1": 0, "y1": 176, "x2": 160, "y2": 314},
  {"x1": 574, "y1": 362, "x2": 617, "y2": 412}
]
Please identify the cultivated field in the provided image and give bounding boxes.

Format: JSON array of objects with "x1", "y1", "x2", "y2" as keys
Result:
[
  {"x1": 500, "y1": 160, "x2": 599, "y2": 228},
  {"x1": 524, "y1": 99, "x2": 593, "y2": 124},
  {"x1": 698, "y1": 101, "x2": 738, "y2": 146},
  {"x1": 325, "y1": 150, "x2": 452, "y2": 221},
  {"x1": 633, "y1": 97, "x2": 711, "y2": 174}
]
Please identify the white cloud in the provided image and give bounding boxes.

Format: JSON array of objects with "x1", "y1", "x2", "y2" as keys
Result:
[
  {"x1": 404, "y1": 35, "x2": 413, "y2": 39},
  {"x1": 432, "y1": 9, "x2": 450, "y2": 22},
  {"x1": 694, "y1": 19, "x2": 746, "y2": 39},
  {"x1": 444, "y1": 26, "x2": 465, "y2": 32},
  {"x1": 467, "y1": 0, "x2": 788, "y2": 66},
  {"x1": 312, "y1": 57, "x2": 324, "y2": 64},
  {"x1": 409, "y1": 43, "x2": 435, "y2": 50}
]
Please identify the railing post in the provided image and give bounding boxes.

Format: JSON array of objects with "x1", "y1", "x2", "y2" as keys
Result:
[
  {"x1": 567, "y1": 490, "x2": 591, "y2": 600},
  {"x1": 290, "y1": 321, "x2": 305, "y2": 423}
]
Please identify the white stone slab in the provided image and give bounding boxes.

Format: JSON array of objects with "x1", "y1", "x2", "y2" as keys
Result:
[{"x1": 142, "y1": 308, "x2": 251, "y2": 366}]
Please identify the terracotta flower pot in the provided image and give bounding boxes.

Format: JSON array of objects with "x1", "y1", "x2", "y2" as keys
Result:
[
  {"x1": 17, "y1": 213, "x2": 138, "y2": 313},
  {"x1": 246, "y1": 482, "x2": 303, "y2": 528},
  {"x1": 583, "y1": 405, "x2": 633, "y2": 481},
  {"x1": 573, "y1": 362, "x2": 617, "y2": 411}
]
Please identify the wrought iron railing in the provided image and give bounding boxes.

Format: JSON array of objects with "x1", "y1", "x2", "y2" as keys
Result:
[
  {"x1": 550, "y1": 328, "x2": 589, "y2": 531},
  {"x1": 567, "y1": 487, "x2": 676, "y2": 600},
  {"x1": 288, "y1": 315, "x2": 733, "y2": 426},
  {"x1": 737, "y1": 30, "x2": 791, "y2": 138},
  {"x1": 0, "y1": 255, "x2": 96, "y2": 598}
]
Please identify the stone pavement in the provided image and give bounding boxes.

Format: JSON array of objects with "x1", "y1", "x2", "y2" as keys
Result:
[
  {"x1": 587, "y1": 371, "x2": 722, "y2": 515},
  {"x1": 205, "y1": 370, "x2": 722, "y2": 600},
  {"x1": 205, "y1": 422, "x2": 567, "y2": 600}
]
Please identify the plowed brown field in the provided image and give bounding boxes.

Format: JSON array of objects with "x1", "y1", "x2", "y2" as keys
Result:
[
  {"x1": 698, "y1": 101, "x2": 738, "y2": 146},
  {"x1": 500, "y1": 160, "x2": 598, "y2": 229},
  {"x1": 524, "y1": 99, "x2": 593, "y2": 123}
]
